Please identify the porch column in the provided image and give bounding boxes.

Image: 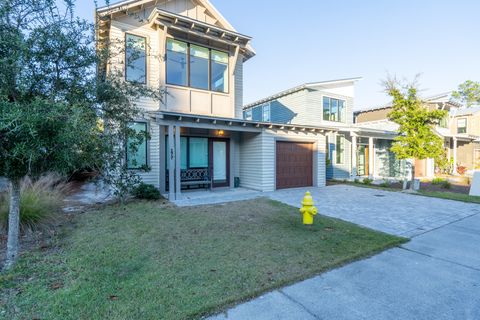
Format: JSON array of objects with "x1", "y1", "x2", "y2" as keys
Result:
[
  {"x1": 453, "y1": 137, "x2": 458, "y2": 175},
  {"x1": 167, "y1": 125, "x2": 175, "y2": 200},
  {"x1": 351, "y1": 133, "x2": 357, "y2": 178},
  {"x1": 368, "y1": 137, "x2": 374, "y2": 178},
  {"x1": 159, "y1": 125, "x2": 166, "y2": 194},
  {"x1": 174, "y1": 125, "x2": 182, "y2": 200}
]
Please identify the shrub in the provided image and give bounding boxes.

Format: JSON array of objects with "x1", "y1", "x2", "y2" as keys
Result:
[
  {"x1": 0, "y1": 174, "x2": 70, "y2": 230},
  {"x1": 132, "y1": 183, "x2": 161, "y2": 200},
  {"x1": 354, "y1": 178, "x2": 360, "y2": 184},
  {"x1": 362, "y1": 178, "x2": 373, "y2": 185},
  {"x1": 432, "y1": 177, "x2": 446, "y2": 185},
  {"x1": 379, "y1": 182, "x2": 390, "y2": 188},
  {"x1": 441, "y1": 180, "x2": 452, "y2": 189}
]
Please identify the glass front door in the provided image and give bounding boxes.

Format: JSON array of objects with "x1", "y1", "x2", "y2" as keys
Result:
[
  {"x1": 210, "y1": 139, "x2": 229, "y2": 187},
  {"x1": 357, "y1": 145, "x2": 369, "y2": 176}
]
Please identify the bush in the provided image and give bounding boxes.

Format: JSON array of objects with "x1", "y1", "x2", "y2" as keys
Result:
[
  {"x1": 432, "y1": 177, "x2": 446, "y2": 185},
  {"x1": 441, "y1": 180, "x2": 452, "y2": 189},
  {"x1": 132, "y1": 183, "x2": 161, "y2": 200},
  {"x1": 379, "y1": 182, "x2": 390, "y2": 188},
  {"x1": 362, "y1": 178, "x2": 373, "y2": 185},
  {"x1": 0, "y1": 174, "x2": 70, "y2": 230},
  {"x1": 354, "y1": 178, "x2": 360, "y2": 184}
]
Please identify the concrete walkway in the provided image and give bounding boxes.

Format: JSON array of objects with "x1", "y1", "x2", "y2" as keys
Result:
[{"x1": 207, "y1": 186, "x2": 480, "y2": 320}]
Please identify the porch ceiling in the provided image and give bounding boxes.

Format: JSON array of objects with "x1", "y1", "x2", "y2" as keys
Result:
[{"x1": 149, "y1": 111, "x2": 338, "y2": 134}]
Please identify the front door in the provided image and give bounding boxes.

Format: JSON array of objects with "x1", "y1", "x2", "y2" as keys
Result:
[
  {"x1": 357, "y1": 145, "x2": 369, "y2": 176},
  {"x1": 210, "y1": 139, "x2": 229, "y2": 188}
]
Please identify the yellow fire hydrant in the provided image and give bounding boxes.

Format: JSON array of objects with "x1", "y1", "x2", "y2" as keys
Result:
[{"x1": 299, "y1": 191, "x2": 318, "y2": 225}]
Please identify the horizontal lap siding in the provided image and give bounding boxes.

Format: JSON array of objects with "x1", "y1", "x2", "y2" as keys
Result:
[
  {"x1": 326, "y1": 132, "x2": 352, "y2": 180},
  {"x1": 138, "y1": 122, "x2": 160, "y2": 188},
  {"x1": 239, "y1": 132, "x2": 268, "y2": 191}
]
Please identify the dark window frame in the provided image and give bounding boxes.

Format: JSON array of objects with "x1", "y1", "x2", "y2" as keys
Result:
[
  {"x1": 125, "y1": 33, "x2": 147, "y2": 84},
  {"x1": 165, "y1": 136, "x2": 209, "y2": 170},
  {"x1": 323, "y1": 96, "x2": 346, "y2": 123},
  {"x1": 166, "y1": 38, "x2": 229, "y2": 94},
  {"x1": 126, "y1": 121, "x2": 149, "y2": 170},
  {"x1": 335, "y1": 134, "x2": 345, "y2": 165}
]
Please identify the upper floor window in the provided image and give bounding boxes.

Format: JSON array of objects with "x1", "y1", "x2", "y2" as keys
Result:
[
  {"x1": 457, "y1": 118, "x2": 467, "y2": 134},
  {"x1": 166, "y1": 39, "x2": 229, "y2": 93},
  {"x1": 262, "y1": 103, "x2": 271, "y2": 122},
  {"x1": 244, "y1": 109, "x2": 252, "y2": 120},
  {"x1": 125, "y1": 34, "x2": 147, "y2": 84},
  {"x1": 127, "y1": 122, "x2": 148, "y2": 169},
  {"x1": 323, "y1": 97, "x2": 346, "y2": 123},
  {"x1": 439, "y1": 115, "x2": 448, "y2": 128}
]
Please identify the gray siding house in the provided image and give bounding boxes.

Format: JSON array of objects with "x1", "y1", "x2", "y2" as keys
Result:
[
  {"x1": 243, "y1": 79, "x2": 409, "y2": 181},
  {"x1": 97, "y1": 0, "x2": 334, "y2": 199}
]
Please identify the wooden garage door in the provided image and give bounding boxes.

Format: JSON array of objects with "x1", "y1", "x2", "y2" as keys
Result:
[{"x1": 276, "y1": 141, "x2": 313, "y2": 189}]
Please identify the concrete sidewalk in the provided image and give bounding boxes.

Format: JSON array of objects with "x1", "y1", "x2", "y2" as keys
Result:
[{"x1": 208, "y1": 187, "x2": 480, "y2": 320}]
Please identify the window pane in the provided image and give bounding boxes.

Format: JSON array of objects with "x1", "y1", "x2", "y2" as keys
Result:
[
  {"x1": 211, "y1": 50, "x2": 228, "y2": 93},
  {"x1": 323, "y1": 97, "x2": 330, "y2": 121},
  {"x1": 127, "y1": 122, "x2": 147, "y2": 169},
  {"x1": 263, "y1": 104, "x2": 271, "y2": 122},
  {"x1": 336, "y1": 135, "x2": 344, "y2": 164},
  {"x1": 181, "y1": 137, "x2": 188, "y2": 170},
  {"x1": 166, "y1": 39, "x2": 188, "y2": 86},
  {"x1": 330, "y1": 99, "x2": 338, "y2": 121},
  {"x1": 189, "y1": 138, "x2": 208, "y2": 168},
  {"x1": 338, "y1": 100, "x2": 345, "y2": 122},
  {"x1": 190, "y1": 45, "x2": 209, "y2": 90},
  {"x1": 458, "y1": 119, "x2": 467, "y2": 133},
  {"x1": 244, "y1": 109, "x2": 252, "y2": 120},
  {"x1": 126, "y1": 34, "x2": 146, "y2": 83}
]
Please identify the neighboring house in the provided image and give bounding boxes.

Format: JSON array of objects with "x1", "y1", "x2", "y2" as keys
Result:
[
  {"x1": 243, "y1": 79, "x2": 408, "y2": 181},
  {"x1": 96, "y1": 0, "x2": 334, "y2": 199},
  {"x1": 449, "y1": 106, "x2": 480, "y2": 171},
  {"x1": 355, "y1": 92, "x2": 480, "y2": 176}
]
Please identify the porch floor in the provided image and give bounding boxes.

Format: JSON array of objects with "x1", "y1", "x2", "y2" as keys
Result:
[{"x1": 170, "y1": 187, "x2": 262, "y2": 207}]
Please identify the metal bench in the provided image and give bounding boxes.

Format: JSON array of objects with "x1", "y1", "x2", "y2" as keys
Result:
[{"x1": 166, "y1": 168, "x2": 212, "y2": 190}]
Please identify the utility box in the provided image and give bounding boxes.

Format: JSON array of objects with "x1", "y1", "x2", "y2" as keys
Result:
[{"x1": 470, "y1": 172, "x2": 480, "y2": 196}]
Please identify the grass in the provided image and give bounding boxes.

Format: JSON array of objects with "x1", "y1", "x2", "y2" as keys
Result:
[
  {"x1": 0, "y1": 198, "x2": 405, "y2": 320},
  {"x1": 416, "y1": 191, "x2": 480, "y2": 204}
]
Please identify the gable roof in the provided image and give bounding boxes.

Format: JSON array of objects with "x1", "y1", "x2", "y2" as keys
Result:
[
  {"x1": 243, "y1": 77, "x2": 362, "y2": 110},
  {"x1": 97, "y1": 0, "x2": 255, "y2": 58}
]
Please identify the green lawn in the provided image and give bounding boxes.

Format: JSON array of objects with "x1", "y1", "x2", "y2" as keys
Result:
[
  {"x1": 1, "y1": 198, "x2": 405, "y2": 320},
  {"x1": 416, "y1": 190, "x2": 480, "y2": 204}
]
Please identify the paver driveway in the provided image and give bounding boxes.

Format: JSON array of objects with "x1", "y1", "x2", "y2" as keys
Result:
[{"x1": 208, "y1": 185, "x2": 480, "y2": 320}]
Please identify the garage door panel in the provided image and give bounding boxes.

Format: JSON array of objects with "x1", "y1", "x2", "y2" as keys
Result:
[{"x1": 276, "y1": 141, "x2": 313, "y2": 189}]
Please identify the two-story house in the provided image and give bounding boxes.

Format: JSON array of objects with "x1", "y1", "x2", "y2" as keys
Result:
[
  {"x1": 355, "y1": 92, "x2": 479, "y2": 176},
  {"x1": 243, "y1": 79, "x2": 408, "y2": 181},
  {"x1": 449, "y1": 106, "x2": 480, "y2": 171},
  {"x1": 97, "y1": 0, "x2": 335, "y2": 200}
]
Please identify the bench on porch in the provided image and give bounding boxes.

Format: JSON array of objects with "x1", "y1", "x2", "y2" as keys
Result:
[{"x1": 166, "y1": 168, "x2": 212, "y2": 190}]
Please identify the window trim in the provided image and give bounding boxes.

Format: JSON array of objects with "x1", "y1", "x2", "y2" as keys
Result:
[
  {"x1": 166, "y1": 38, "x2": 229, "y2": 94},
  {"x1": 126, "y1": 121, "x2": 149, "y2": 170},
  {"x1": 323, "y1": 96, "x2": 346, "y2": 123},
  {"x1": 457, "y1": 118, "x2": 467, "y2": 134},
  {"x1": 335, "y1": 134, "x2": 345, "y2": 165},
  {"x1": 125, "y1": 33, "x2": 147, "y2": 84}
]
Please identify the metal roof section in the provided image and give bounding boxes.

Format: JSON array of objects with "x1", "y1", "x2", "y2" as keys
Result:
[
  {"x1": 243, "y1": 77, "x2": 363, "y2": 110},
  {"x1": 150, "y1": 111, "x2": 340, "y2": 133},
  {"x1": 355, "y1": 91, "x2": 463, "y2": 114},
  {"x1": 452, "y1": 106, "x2": 480, "y2": 117}
]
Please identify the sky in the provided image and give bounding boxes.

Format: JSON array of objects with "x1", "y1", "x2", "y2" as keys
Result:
[{"x1": 76, "y1": 0, "x2": 480, "y2": 110}]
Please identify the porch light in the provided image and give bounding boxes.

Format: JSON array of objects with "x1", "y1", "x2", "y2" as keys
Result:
[{"x1": 217, "y1": 130, "x2": 225, "y2": 136}]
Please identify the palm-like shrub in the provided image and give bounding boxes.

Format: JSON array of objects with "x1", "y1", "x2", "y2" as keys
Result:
[{"x1": 0, "y1": 174, "x2": 71, "y2": 230}]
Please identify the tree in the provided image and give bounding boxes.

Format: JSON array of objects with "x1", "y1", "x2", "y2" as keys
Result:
[
  {"x1": 452, "y1": 80, "x2": 480, "y2": 107},
  {"x1": 384, "y1": 77, "x2": 447, "y2": 190},
  {"x1": 0, "y1": 0, "x2": 159, "y2": 269}
]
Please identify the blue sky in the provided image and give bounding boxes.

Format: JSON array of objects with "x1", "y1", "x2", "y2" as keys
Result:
[{"x1": 78, "y1": 0, "x2": 480, "y2": 110}]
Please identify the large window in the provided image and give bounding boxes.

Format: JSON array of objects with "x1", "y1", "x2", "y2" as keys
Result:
[
  {"x1": 166, "y1": 39, "x2": 188, "y2": 86},
  {"x1": 166, "y1": 137, "x2": 209, "y2": 170},
  {"x1": 211, "y1": 50, "x2": 229, "y2": 93},
  {"x1": 190, "y1": 45, "x2": 209, "y2": 90},
  {"x1": 323, "y1": 97, "x2": 346, "y2": 123},
  {"x1": 244, "y1": 109, "x2": 252, "y2": 120},
  {"x1": 457, "y1": 118, "x2": 467, "y2": 134},
  {"x1": 166, "y1": 39, "x2": 229, "y2": 93},
  {"x1": 336, "y1": 135, "x2": 345, "y2": 164},
  {"x1": 125, "y1": 34, "x2": 147, "y2": 84},
  {"x1": 127, "y1": 122, "x2": 148, "y2": 169}
]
